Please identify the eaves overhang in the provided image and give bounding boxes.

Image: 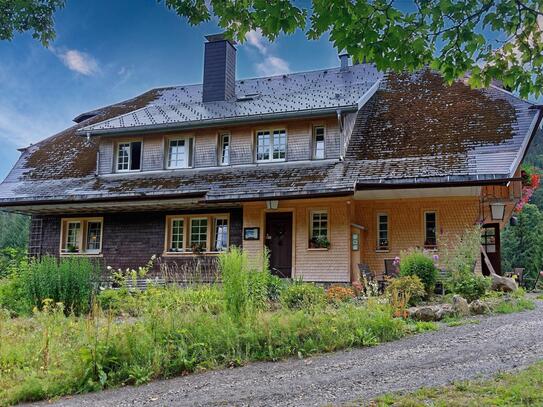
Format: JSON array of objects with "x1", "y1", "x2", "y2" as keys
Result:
[
  {"x1": 76, "y1": 105, "x2": 359, "y2": 137},
  {"x1": 355, "y1": 174, "x2": 519, "y2": 190}
]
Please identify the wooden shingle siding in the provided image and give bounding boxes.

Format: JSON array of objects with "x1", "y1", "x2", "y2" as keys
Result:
[
  {"x1": 230, "y1": 128, "x2": 254, "y2": 165},
  {"x1": 95, "y1": 117, "x2": 341, "y2": 175},
  {"x1": 98, "y1": 139, "x2": 114, "y2": 174},
  {"x1": 287, "y1": 122, "x2": 312, "y2": 161},
  {"x1": 325, "y1": 119, "x2": 341, "y2": 159},
  {"x1": 355, "y1": 197, "x2": 480, "y2": 277},
  {"x1": 194, "y1": 132, "x2": 218, "y2": 168},
  {"x1": 142, "y1": 135, "x2": 164, "y2": 171},
  {"x1": 30, "y1": 208, "x2": 243, "y2": 278}
]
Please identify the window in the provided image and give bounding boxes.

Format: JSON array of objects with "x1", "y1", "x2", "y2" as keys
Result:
[
  {"x1": 166, "y1": 214, "x2": 229, "y2": 254},
  {"x1": 309, "y1": 210, "x2": 329, "y2": 248},
  {"x1": 116, "y1": 141, "x2": 142, "y2": 172},
  {"x1": 219, "y1": 133, "x2": 230, "y2": 165},
  {"x1": 60, "y1": 218, "x2": 103, "y2": 254},
  {"x1": 256, "y1": 129, "x2": 287, "y2": 162},
  {"x1": 213, "y1": 217, "x2": 229, "y2": 251},
  {"x1": 190, "y1": 218, "x2": 208, "y2": 251},
  {"x1": 377, "y1": 213, "x2": 389, "y2": 250},
  {"x1": 170, "y1": 219, "x2": 185, "y2": 252},
  {"x1": 167, "y1": 138, "x2": 193, "y2": 169},
  {"x1": 424, "y1": 211, "x2": 437, "y2": 248},
  {"x1": 313, "y1": 126, "x2": 325, "y2": 159}
]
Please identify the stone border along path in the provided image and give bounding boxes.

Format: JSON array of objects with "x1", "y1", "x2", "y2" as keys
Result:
[{"x1": 28, "y1": 300, "x2": 543, "y2": 407}]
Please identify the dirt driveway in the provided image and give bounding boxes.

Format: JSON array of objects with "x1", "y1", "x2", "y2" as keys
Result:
[{"x1": 29, "y1": 301, "x2": 543, "y2": 407}]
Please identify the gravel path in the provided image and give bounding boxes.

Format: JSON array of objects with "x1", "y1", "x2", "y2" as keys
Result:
[{"x1": 29, "y1": 301, "x2": 543, "y2": 407}]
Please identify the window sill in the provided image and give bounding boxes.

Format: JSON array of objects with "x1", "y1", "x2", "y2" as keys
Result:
[
  {"x1": 163, "y1": 251, "x2": 224, "y2": 257},
  {"x1": 424, "y1": 246, "x2": 439, "y2": 252},
  {"x1": 307, "y1": 247, "x2": 329, "y2": 251},
  {"x1": 375, "y1": 249, "x2": 390, "y2": 253},
  {"x1": 60, "y1": 252, "x2": 103, "y2": 257}
]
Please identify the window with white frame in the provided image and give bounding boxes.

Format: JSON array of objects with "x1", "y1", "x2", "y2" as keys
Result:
[
  {"x1": 116, "y1": 141, "x2": 142, "y2": 172},
  {"x1": 424, "y1": 211, "x2": 437, "y2": 248},
  {"x1": 309, "y1": 210, "x2": 329, "y2": 248},
  {"x1": 166, "y1": 214, "x2": 229, "y2": 253},
  {"x1": 219, "y1": 133, "x2": 230, "y2": 165},
  {"x1": 170, "y1": 219, "x2": 185, "y2": 252},
  {"x1": 167, "y1": 138, "x2": 193, "y2": 169},
  {"x1": 313, "y1": 126, "x2": 325, "y2": 159},
  {"x1": 256, "y1": 129, "x2": 287, "y2": 162},
  {"x1": 61, "y1": 218, "x2": 103, "y2": 254},
  {"x1": 213, "y1": 217, "x2": 229, "y2": 251},
  {"x1": 377, "y1": 213, "x2": 389, "y2": 250}
]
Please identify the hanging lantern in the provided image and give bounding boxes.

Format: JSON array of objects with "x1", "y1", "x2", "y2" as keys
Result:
[{"x1": 490, "y1": 202, "x2": 506, "y2": 220}]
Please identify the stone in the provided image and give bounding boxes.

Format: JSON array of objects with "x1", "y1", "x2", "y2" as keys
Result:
[
  {"x1": 470, "y1": 300, "x2": 491, "y2": 315},
  {"x1": 490, "y1": 273, "x2": 518, "y2": 292},
  {"x1": 407, "y1": 304, "x2": 455, "y2": 321},
  {"x1": 452, "y1": 295, "x2": 470, "y2": 316}
]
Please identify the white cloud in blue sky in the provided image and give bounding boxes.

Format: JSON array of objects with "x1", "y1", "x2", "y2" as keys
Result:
[
  {"x1": 51, "y1": 47, "x2": 100, "y2": 76},
  {"x1": 0, "y1": 0, "x2": 341, "y2": 180}
]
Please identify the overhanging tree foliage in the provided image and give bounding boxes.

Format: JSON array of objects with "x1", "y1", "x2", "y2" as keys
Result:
[{"x1": 1, "y1": 1, "x2": 543, "y2": 97}]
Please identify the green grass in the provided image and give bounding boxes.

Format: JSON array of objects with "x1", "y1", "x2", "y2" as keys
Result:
[
  {"x1": 493, "y1": 297, "x2": 535, "y2": 314},
  {"x1": 0, "y1": 289, "x2": 407, "y2": 406},
  {"x1": 442, "y1": 316, "x2": 480, "y2": 327},
  {"x1": 373, "y1": 361, "x2": 543, "y2": 406}
]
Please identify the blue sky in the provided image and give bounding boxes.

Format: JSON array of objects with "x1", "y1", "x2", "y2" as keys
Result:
[{"x1": 0, "y1": 0, "x2": 340, "y2": 179}]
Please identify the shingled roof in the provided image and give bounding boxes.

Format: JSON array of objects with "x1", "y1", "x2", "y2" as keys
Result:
[
  {"x1": 0, "y1": 67, "x2": 540, "y2": 210},
  {"x1": 78, "y1": 64, "x2": 382, "y2": 135}
]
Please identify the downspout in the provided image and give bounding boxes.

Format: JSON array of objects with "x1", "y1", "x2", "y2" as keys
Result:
[{"x1": 337, "y1": 109, "x2": 345, "y2": 160}]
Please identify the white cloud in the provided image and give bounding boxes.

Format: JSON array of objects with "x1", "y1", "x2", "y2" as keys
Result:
[
  {"x1": 256, "y1": 56, "x2": 291, "y2": 76},
  {"x1": 52, "y1": 47, "x2": 99, "y2": 76},
  {"x1": 245, "y1": 29, "x2": 290, "y2": 76},
  {"x1": 246, "y1": 29, "x2": 268, "y2": 55}
]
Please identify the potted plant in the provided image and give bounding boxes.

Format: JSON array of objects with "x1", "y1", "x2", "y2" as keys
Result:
[
  {"x1": 191, "y1": 243, "x2": 206, "y2": 254},
  {"x1": 310, "y1": 236, "x2": 330, "y2": 249}
]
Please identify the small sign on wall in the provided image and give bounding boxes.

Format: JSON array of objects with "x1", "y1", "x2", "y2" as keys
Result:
[
  {"x1": 244, "y1": 227, "x2": 260, "y2": 241},
  {"x1": 352, "y1": 232, "x2": 360, "y2": 251}
]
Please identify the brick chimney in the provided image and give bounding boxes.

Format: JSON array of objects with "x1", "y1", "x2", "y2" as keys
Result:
[{"x1": 202, "y1": 33, "x2": 237, "y2": 103}]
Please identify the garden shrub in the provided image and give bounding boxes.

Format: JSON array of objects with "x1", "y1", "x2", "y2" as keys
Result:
[
  {"x1": 326, "y1": 285, "x2": 355, "y2": 303},
  {"x1": 399, "y1": 250, "x2": 438, "y2": 294},
  {"x1": 0, "y1": 248, "x2": 26, "y2": 279},
  {"x1": 281, "y1": 281, "x2": 325, "y2": 310},
  {"x1": 0, "y1": 274, "x2": 32, "y2": 316},
  {"x1": 20, "y1": 256, "x2": 99, "y2": 315},
  {"x1": 266, "y1": 275, "x2": 287, "y2": 302},
  {"x1": 386, "y1": 275, "x2": 426, "y2": 317},
  {"x1": 448, "y1": 271, "x2": 491, "y2": 302}
]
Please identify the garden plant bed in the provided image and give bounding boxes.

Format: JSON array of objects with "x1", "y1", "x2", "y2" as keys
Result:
[{"x1": 24, "y1": 299, "x2": 543, "y2": 407}]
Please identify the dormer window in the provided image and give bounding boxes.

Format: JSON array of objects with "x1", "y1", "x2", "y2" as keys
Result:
[
  {"x1": 256, "y1": 129, "x2": 287, "y2": 162},
  {"x1": 313, "y1": 126, "x2": 325, "y2": 160},
  {"x1": 116, "y1": 141, "x2": 142, "y2": 172},
  {"x1": 219, "y1": 133, "x2": 230, "y2": 165},
  {"x1": 167, "y1": 137, "x2": 193, "y2": 169}
]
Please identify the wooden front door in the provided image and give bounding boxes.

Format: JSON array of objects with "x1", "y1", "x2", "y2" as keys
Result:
[
  {"x1": 265, "y1": 212, "x2": 293, "y2": 278},
  {"x1": 481, "y1": 223, "x2": 501, "y2": 275}
]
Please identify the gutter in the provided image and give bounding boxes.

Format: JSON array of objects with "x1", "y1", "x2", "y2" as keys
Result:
[
  {"x1": 515, "y1": 105, "x2": 543, "y2": 172},
  {"x1": 355, "y1": 176, "x2": 521, "y2": 190},
  {"x1": 76, "y1": 105, "x2": 359, "y2": 137}
]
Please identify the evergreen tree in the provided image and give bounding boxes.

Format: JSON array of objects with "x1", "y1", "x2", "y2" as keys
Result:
[
  {"x1": 0, "y1": 212, "x2": 30, "y2": 249},
  {"x1": 502, "y1": 204, "x2": 543, "y2": 281}
]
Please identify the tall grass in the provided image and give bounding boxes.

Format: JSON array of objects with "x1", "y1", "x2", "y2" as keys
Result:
[
  {"x1": 219, "y1": 247, "x2": 269, "y2": 318},
  {"x1": 21, "y1": 256, "x2": 99, "y2": 315},
  {"x1": 0, "y1": 296, "x2": 406, "y2": 405}
]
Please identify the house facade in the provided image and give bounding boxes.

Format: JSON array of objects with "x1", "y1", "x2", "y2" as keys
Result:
[{"x1": 0, "y1": 35, "x2": 541, "y2": 282}]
